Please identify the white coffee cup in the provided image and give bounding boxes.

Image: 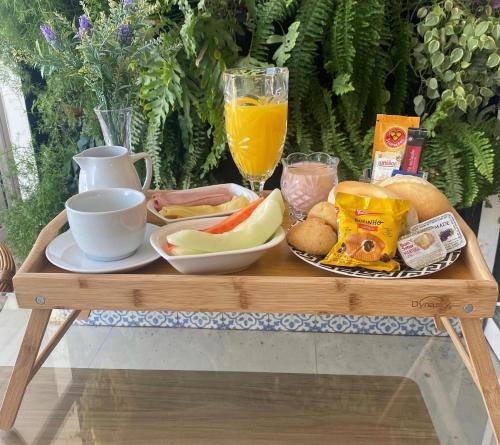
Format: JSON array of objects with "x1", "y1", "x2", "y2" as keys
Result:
[{"x1": 66, "y1": 188, "x2": 146, "y2": 261}]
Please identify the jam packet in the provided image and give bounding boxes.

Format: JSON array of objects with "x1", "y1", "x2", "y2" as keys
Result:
[
  {"x1": 410, "y1": 212, "x2": 466, "y2": 253},
  {"x1": 322, "y1": 192, "x2": 410, "y2": 272},
  {"x1": 397, "y1": 229, "x2": 447, "y2": 270}
]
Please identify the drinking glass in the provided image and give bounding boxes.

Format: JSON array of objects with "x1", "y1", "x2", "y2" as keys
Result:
[
  {"x1": 281, "y1": 152, "x2": 339, "y2": 220},
  {"x1": 223, "y1": 67, "x2": 289, "y2": 195}
]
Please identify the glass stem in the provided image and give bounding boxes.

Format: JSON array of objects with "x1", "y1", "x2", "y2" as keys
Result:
[{"x1": 250, "y1": 180, "x2": 265, "y2": 197}]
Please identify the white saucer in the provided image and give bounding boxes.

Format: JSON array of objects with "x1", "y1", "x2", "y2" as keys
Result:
[{"x1": 46, "y1": 223, "x2": 161, "y2": 273}]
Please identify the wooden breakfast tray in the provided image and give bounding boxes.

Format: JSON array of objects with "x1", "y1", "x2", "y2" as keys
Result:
[{"x1": 2, "y1": 191, "x2": 499, "y2": 442}]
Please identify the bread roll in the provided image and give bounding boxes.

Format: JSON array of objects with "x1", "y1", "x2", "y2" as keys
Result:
[
  {"x1": 327, "y1": 180, "x2": 419, "y2": 230},
  {"x1": 328, "y1": 181, "x2": 402, "y2": 202},
  {"x1": 287, "y1": 217, "x2": 337, "y2": 255},
  {"x1": 308, "y1": 202, "x2": 337, "y2": 230},
  {"x1": 377, "y1": 175, "x2": 451, "y2": 222}
]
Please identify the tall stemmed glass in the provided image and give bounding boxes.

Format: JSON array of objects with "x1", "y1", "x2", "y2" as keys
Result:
[{"x1": 223, "y1": 67, "x2": 289, "y2": 195}]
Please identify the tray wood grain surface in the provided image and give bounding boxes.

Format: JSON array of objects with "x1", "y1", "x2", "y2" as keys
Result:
[{"x1": 12, "y1": 192, "x2": 498, "y2": 318}]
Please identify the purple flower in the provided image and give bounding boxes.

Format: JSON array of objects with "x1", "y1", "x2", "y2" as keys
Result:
[
  {"x1": 493, "y1": 0, "x2": 500, "y2": 8},
  {"x1": 75, "y1": 14, "x2": 91, "y2": 40},
  {"x1": 117, "y1": 23, "x2": 133, "y2": 44},
  {"x1": 123, "y1": 0, "x2": 134, "y2": 6},
  {"x1": 40, "y1": 24, "x2": 60, "y2": 49}
]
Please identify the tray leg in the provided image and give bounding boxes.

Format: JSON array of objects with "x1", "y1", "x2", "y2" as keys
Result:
[
  {"x1": 78, "y1": 310, "x2": 91, "y2": 321},
  {"x1": 433, "y1": 317, "x2": 445, "y2": 332},
  {"x1": 0, "y1": 309, "x2": 52, "y2": 431},
  {"x1": 460, "y1": 318, "x2": 500, "y2": 444}
]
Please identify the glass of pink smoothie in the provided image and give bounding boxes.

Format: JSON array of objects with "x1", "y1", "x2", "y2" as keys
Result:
[{"x1": 281, "y1": 152, "x2": 339, "y2": 220}]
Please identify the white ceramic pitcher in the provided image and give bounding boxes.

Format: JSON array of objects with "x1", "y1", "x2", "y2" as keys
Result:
[{"x1": 74, "y1": 146, "x2": 152, "y2": 193}]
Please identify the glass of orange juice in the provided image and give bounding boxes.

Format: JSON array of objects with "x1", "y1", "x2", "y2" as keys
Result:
[{"x1": 223, "y1": 67, "x2": 289, "y2": 195}]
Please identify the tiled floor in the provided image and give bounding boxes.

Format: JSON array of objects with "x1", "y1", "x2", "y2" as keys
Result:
[{"x1": 0, "y1": 303, "x2": 498, "y2": 444}]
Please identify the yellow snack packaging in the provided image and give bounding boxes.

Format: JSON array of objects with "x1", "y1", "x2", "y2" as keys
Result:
[
  {"x1": 372, "y1": 114, "x2": 420, "y2": 160},
  {"x1": 322, "y1": 192, "x2": 411, "y2": 272}
]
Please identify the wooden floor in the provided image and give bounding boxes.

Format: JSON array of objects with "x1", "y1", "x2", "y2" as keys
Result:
[{"x1": 0, "y1": 367, "x2": 438, "y2": 445}]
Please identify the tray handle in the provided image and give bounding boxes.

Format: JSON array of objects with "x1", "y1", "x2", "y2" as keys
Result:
[
  {"x1": 452, "y1": 209, "x2": 496, "y2": 283},
  {"x1": 18, "y1": 209, "x2": 68, "y2": 274}
]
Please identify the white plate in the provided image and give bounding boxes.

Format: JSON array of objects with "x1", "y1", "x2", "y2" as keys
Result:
[
  {"x1": 150, "y1": 217, "x2": 285, "y2": 275},
  {"x1": 147, "y1": 183, "x2": 259, "y2": 223},
  {"x1": 289, "y1": 244, "x2": 461, "y2": 279},
  {"x1": 46, "y1": 223, "x2": 161, "y2": 273}
]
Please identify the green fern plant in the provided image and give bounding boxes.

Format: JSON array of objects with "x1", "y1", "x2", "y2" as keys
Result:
[{"x1": 422, "y1": 111, "x2": 495, "y2": 207}]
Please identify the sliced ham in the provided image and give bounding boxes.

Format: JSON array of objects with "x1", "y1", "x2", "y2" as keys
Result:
[{"x1": 152, "y1": 186, "x2": 235, "y2": 211}]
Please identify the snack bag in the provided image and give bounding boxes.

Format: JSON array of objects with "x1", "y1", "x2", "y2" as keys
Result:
[
  {"x1": 371, "y1": 114, "x2": 420, "y2": 182},
  {"x1": 322, "y1": 192, "x2": 411, "y2": 272}
]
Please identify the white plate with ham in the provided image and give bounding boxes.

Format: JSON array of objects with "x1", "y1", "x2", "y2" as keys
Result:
[{"x1": 147, "y1": 183, "x2": 259, "y2": 223}]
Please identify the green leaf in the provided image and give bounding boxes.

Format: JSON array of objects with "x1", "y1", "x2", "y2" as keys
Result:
[
  {"x1": 455, "y1": 86, "x2": 465, "y2": 96},
  {"x1": 482, "y1": 36, "x2": 496, "y2": 51},
  {"x1": 431, "y1": 52, "x2": 445, "y2": 68},
  {"x1": 432, "y1": 6, "x2": 444, "y2": 15},
  {"x1": 417, "y1": 7, "x2": 427, "y2": 18},
  {"x1": 487, "y1": 52, "x2": 500, "y2": 68},
  {"x1": 474, "y1": 21, "x2": 489, "y2": 37},
  {"x1": 467, "y1": 37, "x2": 478, "y2": 51},
  {"x1": 442, "y1": 89, "x2": 453, "y2": 100},
  {"x1": 444, "y1": 0, "x2": 453, "y2": 11},
  {"x1": 425, "y1": 12, "x2": 439, "y2": 27},
  {"x1": 413, "y1": 95, "x2": 425, "y2": 115},
  {"x1": 427, "y1": 87, "x2": 440, "y2": 100},
  {"x1": 428, "y1": 77, "x2": 438, "y2": 89},
  {"x1": 271, "y1": 21, "x2": 300, "y2": 66},
  {"x1": 450, "y1": 47, "x2": 464, "y2": 64},
  {"x1": 443, "y1": 70, "x2": 455, "y2": 82},
  {"x1": 493, "y1": 24, "x2": 500, "y2": 41},
  {"x1": 450, "y1": 7, "x2": 461, "y2": 20},
  {"x1": 428, "y1": 40, "x2": 440, "y2": 54},
  {"x1": 445, "y1": 24, "x2": 455, "y2": 36},
  {"x1": 266, "y1": 35, "x2": 284, "y2": 44},
  {"x1": 332, "y1": 73, "x2": 355, "y2": 96},
  {"x1": 460, "y1": 61, "x2": 471, "y2": 69},
  {"x1": 463, "y1": 23, "x2": 473, "y2": 36},
  {"x1": 35, "y1": 40, "x2": 43, "y2": 57},
  {"x1": 456, "y1": 97, "x2": 467, "y2": 112},
  {"x1": 480, "y1": 87, "x2": 494, "y2": 98}
]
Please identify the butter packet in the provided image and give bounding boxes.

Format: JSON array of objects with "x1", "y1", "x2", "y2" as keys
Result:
[
  {"x1": 410, "y1": 212, "x2": 466, "y2": 253},
  {"x1": 397, "y1": 229, "x2": 447, "y2": 270}
]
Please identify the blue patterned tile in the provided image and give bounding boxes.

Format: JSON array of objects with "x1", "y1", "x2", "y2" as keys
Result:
[
  {"x1": 265, "y1": 313, "x2": 316, "y2": 332},
  {"x1": 143, "y1": 311, "x2": 178, "y2": 327},
  {"x1": 66, "y1": 309, "x2": 460, "y2": 337},
  {"x1": 223, "y1": 312, "x2": 267, "y2": 330},
  {"x1": 177, "y1": 311, "x2": 224, "y2": 329}
]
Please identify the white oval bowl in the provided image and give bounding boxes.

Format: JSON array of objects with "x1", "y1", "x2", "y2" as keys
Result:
[
  {"x1": 147, "y1": 183, "x2": 259, "y2": 224},
  {"x1": 150, "y1": 217, "x2": 285, "y2": 275}
]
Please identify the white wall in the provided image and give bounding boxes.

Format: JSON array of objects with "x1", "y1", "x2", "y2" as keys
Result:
[{"x1": 0, "y1": 63, "x2": 37, "y2": 198}]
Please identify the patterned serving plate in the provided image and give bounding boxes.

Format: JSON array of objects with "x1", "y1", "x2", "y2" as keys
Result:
[{"x1": 288, "y1": 244, "x2": 461, "y2": 279}]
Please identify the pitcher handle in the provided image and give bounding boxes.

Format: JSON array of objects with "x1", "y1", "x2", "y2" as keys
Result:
[{"x1": 130, "y1": 152, "x2": 153, "y2": 191}]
